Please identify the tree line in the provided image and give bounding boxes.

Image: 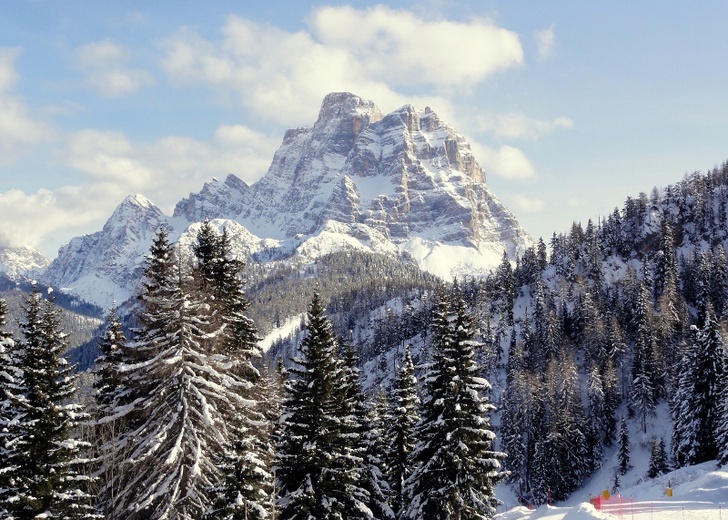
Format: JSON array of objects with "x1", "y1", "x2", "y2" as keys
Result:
[{"x1": 0, "y1": 221, "x2": 505, "y2": 519}]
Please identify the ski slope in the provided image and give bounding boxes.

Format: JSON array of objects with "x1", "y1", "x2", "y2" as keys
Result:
[{"x1": 497, "y1": 461, "x2": 728, "y2": 519}]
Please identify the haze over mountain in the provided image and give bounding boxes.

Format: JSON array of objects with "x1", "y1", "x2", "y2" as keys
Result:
[{"x1": 39, "y1": 92, "x2": 531, "y2": 308}]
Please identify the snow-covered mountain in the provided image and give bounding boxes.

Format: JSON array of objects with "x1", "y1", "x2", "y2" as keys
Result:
[
  {"x1": 0, "y1": 245, "x2": 50, "y2": 280},
  {"x1": 43, "y1": 92, "x2": 531, "y2": 309}
]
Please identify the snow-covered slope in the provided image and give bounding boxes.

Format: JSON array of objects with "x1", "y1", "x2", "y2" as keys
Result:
[
  {"x1": 42, "y1": 92, "x2": 531, "y2": 308},
  {"x1": 42, "y1": 194, "x2": 168, "y2": 306},
  {"x1": 498, "y1": 462, "x2": 728, "y2": 519},
  {"x1": 234, "y1": 92, "x2": 531, "y2": 276},
  {"x1": 0, "y1": 245, "x2": 50, "y2": 280}
]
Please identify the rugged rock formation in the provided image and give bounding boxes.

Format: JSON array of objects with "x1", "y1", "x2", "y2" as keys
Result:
[{"x1": 42, "y1": 93, "x2": 531, "y2": 308}]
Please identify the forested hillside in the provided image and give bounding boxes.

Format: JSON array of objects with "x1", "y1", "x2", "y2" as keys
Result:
[{"x1": 3, "y1": 162, "x2": 728, "y2": 518}]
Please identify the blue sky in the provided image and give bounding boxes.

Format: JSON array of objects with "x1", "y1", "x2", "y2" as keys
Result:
[{"x1": 1, "y1": 1, "x2": 727, "y2": 257}]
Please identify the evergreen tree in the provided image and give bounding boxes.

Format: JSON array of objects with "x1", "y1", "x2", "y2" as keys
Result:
[
  {"x1": 275, "y1": 291, "x2": 370, "y2": 519},
  {"x1": 385, "y1": 345, "x2": 420, "y2": 515},
  {"x1": 0, "y1": 298, "x2": 19, "y2": 513},
  {"x1": 2, "y1": 290, "x2": 96, "y2": 518},
  {"x1": 90, "y1": 304, "x2": 130, "y2": 518},
  {"x1": 197, "y1": 223, "x2": 273, "y2": 520},
  {"x1": 531, "y1": 353, "x2": 595, "y2": 505},
  {"x1": 673, "y1": 313, "x2": 723, "y2": 467},
  {"x1": 618, "y1": 417, "x2": 631, "y2": 475},
  {"x1": 500, "y1": 365, "x2": 541, "y2": 505},
  {"x1": 113, "y1": 229, "x2": 261, "y2": 519},
  {"x1": 647, "y1": 438, "x2": 669, "y2": 478},
  {"x1": 359, "y1": 389, "x2": 395, "y2": 520},
  {"x1": 402, "y1": 292, "x2": 506, "y2": 519}
]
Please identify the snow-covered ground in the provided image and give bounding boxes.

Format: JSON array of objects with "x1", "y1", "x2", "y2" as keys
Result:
[{"x1": 497, "y1": 461, "x2": 728, "y2": 519}]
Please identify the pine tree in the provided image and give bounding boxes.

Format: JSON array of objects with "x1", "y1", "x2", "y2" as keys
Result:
[
  {"x1": 618, "y1": 416, "x2": 631, "y2": 475},
  {"x1": 90, "y1": 304, "x2": 130, "y2": 518},
  {"x1": 0, "y1": 298, "x2": 19, "y2": 513},
  {"x1": 359, "y1": 388, "x2": 395, "y2": 520},
  {"x1": 275, "y1": 291, "x2": 370, "y2": 519},
  {"x1": 402, "y1": 292, "x2": 506, "y2": 519},
  {"x1": 501, "y1": 365, "x2": 541, "y2": 505},
  {"x1": 384, "y1": 345, "x2": 420, "y2": 515},
  {"x1": 673, "y1": 312, "x2": 723, "y2": 467},
  {"x1": 113, "y1": 229, "x2": 262, "y2": 519},
  {"x1": 2, "y1": 290, "x2": 96, "y2": 518},
  {"x1": 647, "y1": 437, "x2": 669, "y2": 478},
  {"x1": 531, "y1": 353, "x2": 595, "y2": 504},
  {"x1": 197, "y1": 223, "x2": 273, "y2": 520}
]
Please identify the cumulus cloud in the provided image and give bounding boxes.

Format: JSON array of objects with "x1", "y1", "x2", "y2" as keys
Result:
[
  {"x1": 0, "y1": 48, "x2": 54, "y2": 166},
  {"x1": 0, "y1": 123, "x2": 280, "y2": 253},
  {"x1": 160, "y1": 7, "x2": 523, "y2": 124},
  {"x1": 534, "y1": 25, "x2": 555, "y2": 61},
  {"x1": 472, "y1": 111, "x2": 573, "y2": 141},
  {"x1": 64, "y1": 125, "x2": 279, "y2": 209},
  {"x1": 512, "y1": 195, "x2": 545, "y2": 214},
  {"x1": 472, "y1": 143, "x2": 535, "y2": 180},
  {"x1": 0, "y1": 48, "x2": 20, "y2": 93},
  {"x1": 309, "y1": 6, "x2": 524, "y2": 86},
  {"x1": 75, "y1": 40, "x2": 154, "y2": 98}
]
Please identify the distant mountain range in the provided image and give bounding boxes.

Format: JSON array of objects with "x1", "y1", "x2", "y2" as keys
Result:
[{"x1": 9, "y1": 92, "x2": 532, "y2": 309}]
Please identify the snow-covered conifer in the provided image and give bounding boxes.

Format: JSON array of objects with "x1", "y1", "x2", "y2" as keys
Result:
[
  {"x1": 384, "y1": 345, "x2": 419, "y2": 515},
  {"x1": 673, "y1": 312, "x2": 723, "y2": 467},
  {"x1": 618, "y1": 416, "x2": 631, "y2": 475},
  {"x1": 2, "y1": 290, "x2": 96, "y2": 518},
  {"x1": 113, "y1": 228, "x2": 263, "y2": 519},
  {"x1": 276, "y1": 291, "x2": 370, "y2": 519},
  {"x1": 402, "y1": 291, "x2": 505, "y2": 519}
]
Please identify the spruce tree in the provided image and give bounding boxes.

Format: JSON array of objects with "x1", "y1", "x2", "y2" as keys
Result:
[
  {"x1": 618, "y1": 416, "x2": 631, "y2": 475},
  {"x1": 673, "y1": 312, "x2": 723, "y2": 467},
  {"x1": 0, "y1": 298, "x2": 18, "y2": 513},
  {"x1": 90, "y1": 304, "x2": 130, "y2": 519},
  {"x1": 356, "y1": 384, "x2": 395, "y2": 520},
  {"x1": 114, "y1": 229, "x2": 263, "y2": 519},
  {"x1": 275, "y1": 291, "x2": 370, "y2": 519},
  {"x1": 403, "y1": 291, "x2": 506, "y2": 519},
  {"x1": 197, "y1": 223, "x2": 272, "y2": 520},
  {"x1": 2, "y1": 290, "x2": 96, "y2": 518},
  {"x1": 384, "y1": 345, "x2": 420, "y2": 515},
  {"x1": 647, "y1": 437, "x2": 669, "y2": 478}
]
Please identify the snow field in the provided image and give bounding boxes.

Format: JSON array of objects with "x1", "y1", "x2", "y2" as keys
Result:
[{"x1": 497, "y1": 462, "x2": 728, "y2": 519}]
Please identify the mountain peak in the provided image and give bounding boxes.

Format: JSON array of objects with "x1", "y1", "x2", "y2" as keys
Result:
[
  {"x1": 173, "y1": 173, "x2": 250, "y2": 222},
  {"x1": 313, "y1": 92, "x2": 383, "y2": 154}
]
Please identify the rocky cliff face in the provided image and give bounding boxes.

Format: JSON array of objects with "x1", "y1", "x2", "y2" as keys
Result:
[
  {"x1": 0, "y1": 246, "x2": 50, "y2": 280},
  {"x1": 42, "y1": 194, "x2": 168, "y2": 306},
  {"x1": 235, "y1": 92, "x2": 531, "y2": 273},
  {"x1": 42, "y1": 92, "x2": 531, "y2": 308}
]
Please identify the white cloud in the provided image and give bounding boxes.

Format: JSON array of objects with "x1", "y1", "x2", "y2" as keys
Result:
[
  {"x1": 160, "y1": 8, "x2": 523, "y2": 124},
  {"x1": 309, "y1": 5, "x2": 524, "y2": 86},
  {"x1": 534, "y1": 25, "x2": 555, "y2": 61},
  {"x1": 75, "y1": 40, "x2": 154, "y2": 98},
  {"x1": 471, "y1": 111, "x2": 573, "y2": 141},
  {"x1": 512, "y1": 195, "x2": 545, "y2": 214},
  {"x1": 0, "y1": 48, "x2": 20, "y2": 93},
  {"x1": 0, "y1": 48, "x2": 54, "y2": 166},
  {"x1": 472, "y1": 143, "x2": 535, "y2": 180},
  {"x1": 0, "y1": 123, "x2": 280, "y2": 253},
  {"x1": 64, "y1": 125, "x2": 279, "y2": 209},
  {"x1": 0, "y1": 186, "x2": 111, "y2": 252}
]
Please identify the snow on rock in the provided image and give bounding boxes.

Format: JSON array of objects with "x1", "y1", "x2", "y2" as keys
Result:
[
  {"x1": 43, "y1": 194, "x2": 168, "y2": 308},
  {"x1": 0, "y1": 245, "x2": 50, "y2": 280},
  {"x1": 41, "y1": 92, "x2": 531, "y2": 306}
]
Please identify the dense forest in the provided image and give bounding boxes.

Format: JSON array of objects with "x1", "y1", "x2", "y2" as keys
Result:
[{"x1": 4, "y1": 162, "x2": 728, "y2": 518}]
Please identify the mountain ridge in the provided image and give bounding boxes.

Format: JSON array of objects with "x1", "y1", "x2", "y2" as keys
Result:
[{"x1": 40, "y1": 92, "x2": 531, "y2": 308}]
